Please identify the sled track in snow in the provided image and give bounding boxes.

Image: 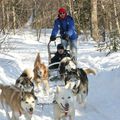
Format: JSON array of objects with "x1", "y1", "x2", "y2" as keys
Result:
[{"x1": 87, "y1": 103, "x2": 112, "y2": 120}]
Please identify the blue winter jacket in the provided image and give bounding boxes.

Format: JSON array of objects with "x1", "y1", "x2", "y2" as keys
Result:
[{"x1": 51, "y1": 15, "x2": 78, "y2": 41}]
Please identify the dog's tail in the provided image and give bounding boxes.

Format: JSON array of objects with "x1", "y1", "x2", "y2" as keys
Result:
[
  {"x1": 84, "y1": 68, "x2": 96, "y2": 75},
  {"x1": 22, "y1": 68, "x2": 34, "y2": 79}
]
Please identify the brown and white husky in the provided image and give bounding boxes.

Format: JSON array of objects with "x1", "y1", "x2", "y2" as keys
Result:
[
  {"x1": 33, "y1": 53, "x2": 49, "y2": 93},
  {"x1": 0, "y1": 84, "x2": 37, "y2": 120}
]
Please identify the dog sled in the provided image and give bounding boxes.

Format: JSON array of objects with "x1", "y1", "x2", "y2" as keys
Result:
[
  {"x1": 47, "y1": 37, "x2": 72, "y2": 81},
  {"x1": 47, "y1": 37, "x2": 61, "y2": 81}
]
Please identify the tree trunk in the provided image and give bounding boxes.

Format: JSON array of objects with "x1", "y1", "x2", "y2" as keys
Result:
[
  {"x1": 112, "y1": 0, "x2": 120, "y2": 34},
  {"x1": 12, "y1": 5, "x2": 16, "y2": 34},
  {"x1": 6, "y1": 5, "x2": 10, "y2": 31},
  {"x1": 91, "y1": 0, "x2": 99, "y2": 41},
  {"x1": 1, "y1": 1, "x2": 5, "y2": 34},
  {"x1": 69, "y1": 0, "x2": 74, "y2": 16}
]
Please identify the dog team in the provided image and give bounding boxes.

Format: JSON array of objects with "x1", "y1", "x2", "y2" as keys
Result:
[{"x1": 0, "y1": 52, "x2": 95, "y2": 120}]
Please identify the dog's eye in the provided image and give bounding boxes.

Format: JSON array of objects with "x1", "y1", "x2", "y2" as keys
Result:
[
  {"x1": 26, "y1": 101, "x2": 28, "y2": 104},
  {"x1": 83, "y1": 90, "x2": 86, "y2": 94},
  {"x1": 21, "y1": 98, "x2": 24, "y2": 101},
  {"x1": 68, "y1": 96, "x2": 71, "y2": 99},
  {"x1": 61, "y1": 97, "x2": 64, "y2": 100},
  {"x1": 32, "y1": 101, "x2": 35, "y2": 103},
  {"x1": 31, "y1": 83, "x2": 34, "y2": 86},
  {"x1": 16, "y1": 80, "x2": 20, "y2": 84}
]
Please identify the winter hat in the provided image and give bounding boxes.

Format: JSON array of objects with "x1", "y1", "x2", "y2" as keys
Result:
[
  {"x1": 58, "y1": 7, "x2": 66, "y2": 14},
  {"x1": 58, "y1": 7, "x2": 67, "y2": 19},
  {"x1": 57, "y1": 44, "x2": 64, "y2": 50}
]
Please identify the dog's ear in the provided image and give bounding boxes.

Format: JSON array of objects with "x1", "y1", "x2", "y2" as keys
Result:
[
  {"x1": 76, "y1": 68, "x2": 80, "y2": 77},
  {"x1": 29, "y1": 77, "x2": 33, "y2": 81},
  {"x1": 30, "y1": 89, "x2": 34, "y2": 94},
  {"x1": 65, "y1": 82, "x2": 72, "y2": 89},
  {"x1": 16, "y1": 79, "x2": 20, "y2": 84},
  {"x1": 34, "y1": 94, "x2": 38, "y2": 100},
  {"x1": 56, "y1": 86, "x2": 61, "y2": 93},
  {"x1": 34, "y1": 52, "x2": 41, "y2": 66},
  {"x1": 75, "y1": 80, "x2": 81, "y2": 88},
  {"x1": 31, "y1": 91, "x2": 38, "y2": 101},
  {"x1": 71, "y1": 56, "x2": 74, "y2": 61},
  {"x1": 71, "y1": 56, "x2": 76, "y2": 64},
  {"x1": 42, "y1": 64, "x2": 48, "y2": 78},
  {"x1": 34, "y1": 60, "x2": 40, "y2": 68},
  {"x1": 21, "y1": 91, "x2": 25, "y2": 101},
  {"x1": 21, "y1": 72, "x2": 27, "y2": 77},
  {"x1": 65, "y1": 60, "x2": 69, "y2": 65}
]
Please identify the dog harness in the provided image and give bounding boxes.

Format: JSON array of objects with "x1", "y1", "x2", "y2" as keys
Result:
[{"x1": 53, "y1": 100, "x2": 68, "y2": 116}]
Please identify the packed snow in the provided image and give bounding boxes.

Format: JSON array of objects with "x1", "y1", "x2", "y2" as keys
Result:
[{"x1": 0, "y1": 29, "x2": 120, "y2": 120}]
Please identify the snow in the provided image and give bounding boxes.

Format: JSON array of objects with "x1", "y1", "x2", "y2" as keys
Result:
[{"x1": 0, "y1": 29, "x2": 120, "y2": 120}]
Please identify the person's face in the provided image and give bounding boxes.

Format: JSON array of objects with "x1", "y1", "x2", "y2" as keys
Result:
[
  {"x1": 58, "y1": 49, "x2": 64, "y2": 54},
  {"x1": 59, "y1": 12, "x2": 66, "y2": 19}
]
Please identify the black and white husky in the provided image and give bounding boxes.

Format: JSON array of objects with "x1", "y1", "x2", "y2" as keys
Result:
[
  {"x1": 15, "y1": 68, "x2": 34, "y2": 92},
  {"x1": 59, "y1": 57, "x2": 77, "y2": 84},
  {"x1": 59, "y1": 57, "x2": 96, "y2": 105},
  {"x1": 66, "y1": 68, "x2": 96, "y2": 105}
]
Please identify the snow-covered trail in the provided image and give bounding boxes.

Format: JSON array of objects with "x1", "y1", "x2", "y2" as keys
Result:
[{"x1": 0, "y1": 29, "x2": 120, "y2": 120}]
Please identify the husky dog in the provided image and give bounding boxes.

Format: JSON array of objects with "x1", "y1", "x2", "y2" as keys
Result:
[
  {"x1": 59, "y1": 57, "x2": 77, "y2": 84},
  {"x1": 15, "y1": 68, "x2": 34, "y2": 92},
  {"x1": 0, "y1": 84, "x2": 37, "y2": 120},
  {"x1": 70, "y1": 68, "x2": 96, "y2": 105},
  {"x1": 33, "y1": 53, "x2": 49, "y2": 93},
  {"x1": 53, "y1": 85, "x2": 75, "y2": 120}
]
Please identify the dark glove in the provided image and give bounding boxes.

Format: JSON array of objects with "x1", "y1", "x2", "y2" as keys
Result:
[
  {"x1": 50, "y1": 36, "x2": 56, "y2": 41},
  {"x1": 62, "y1": 34, "x2": 69, "y2": 41}
]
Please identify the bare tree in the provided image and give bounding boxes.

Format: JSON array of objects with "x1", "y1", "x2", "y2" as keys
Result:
[
  {"x1": 91, "y1": 0, "x2": 100, "y2": 41},
  {"x1": 1, "y1": 0, "x2": 5, "y2": 34},
  {"x1": 112, "y1": 0, "x2": 120, "y2": 34}
]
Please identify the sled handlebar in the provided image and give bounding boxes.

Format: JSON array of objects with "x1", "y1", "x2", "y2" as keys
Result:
[{"x1": 48, "y1": 36, "x2": 61, "y2": 45}]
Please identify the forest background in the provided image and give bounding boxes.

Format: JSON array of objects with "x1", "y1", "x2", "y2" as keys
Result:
[{"x1": 0, "y1": 0, "x2": 120, "y2": 53}]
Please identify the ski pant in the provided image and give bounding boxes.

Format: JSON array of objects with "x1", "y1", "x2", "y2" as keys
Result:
[{"x1": 61, "y1": 39, "x2": 77, "y2": 64}]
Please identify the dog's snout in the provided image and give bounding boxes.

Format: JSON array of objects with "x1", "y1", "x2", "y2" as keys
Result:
[
  {"x1": 37, "y1": 71, "x2": 42, "y2": 78},
  {"x1": 29, "y1": 107, "x2": 33, "y2": 112},
  {"x1": 38, "y1": 71, "x2": 42, "y2": 75},
  {"x1": 65, "y1": 103, "x2": 69, "y2": 108}
]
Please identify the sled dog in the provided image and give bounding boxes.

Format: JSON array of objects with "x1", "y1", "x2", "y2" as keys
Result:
[
  {"x1": 53, "y1": 84, "x2": 75, "y2": 120},
  {"x1": 33, "y1": 53, "x2": 49, "y2": 92},
  {"x1": 68, "y1": 68, "x2": 96, "y2": 105},
  {"x1": 0, "y1": 84, "x2": 37, "y2": 120},
  {"x1": 15, "y1": 68, "x2": 34, "y2": 92},
  {"x1": 59, "y1": 57, "x2": 77, "y2": 83}
]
